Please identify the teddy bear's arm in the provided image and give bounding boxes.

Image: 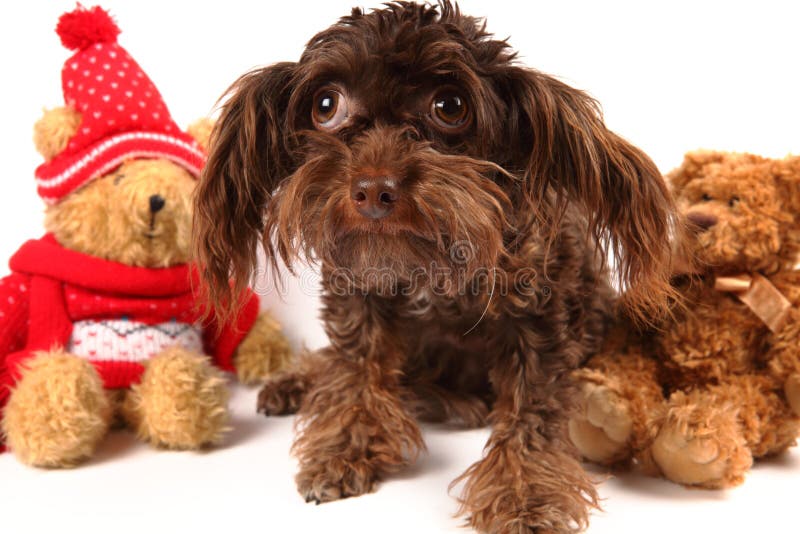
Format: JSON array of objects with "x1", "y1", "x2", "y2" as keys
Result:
[
  {"x1": 201, "y1": 290, "x2": 291, "y2": 382},
  {"x1": 232, "y1": 311, "x2": 292, "y2": 385},
  {"x1": 0, "y1": 273, "x2": 32, "y2": 359}
]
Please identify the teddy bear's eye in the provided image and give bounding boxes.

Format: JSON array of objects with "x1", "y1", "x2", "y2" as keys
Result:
[
  {"x1": 701, "y1": 193, "x2": 712, "y2": 202},
  {"x1": 728, "y1": 196, "x2": 739, "y2": 207},
  {"x1": 113, "y1": 173, "x2": 126, "y2": 185}
]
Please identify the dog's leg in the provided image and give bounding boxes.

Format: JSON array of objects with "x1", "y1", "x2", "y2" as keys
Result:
[
  {"x1": 291, "y1": 298, "x2": 424, "y2": 503},
  {"x1": 402, "y1": 346, "x2": 492, "y2": 428},
  {"x1": 455, "y1": 345, "x2": 597, "y2": 534},
  {"x1": 404, "y1": 382, "x2": 490, "y2": 428}
]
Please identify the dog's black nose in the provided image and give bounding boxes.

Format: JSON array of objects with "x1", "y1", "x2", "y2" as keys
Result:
[
  {"x1": 686, "y1": 211, "x2": 717, "y2": 231},
  {"x1": 350, "y1": 176, "x2": 399, "y2": 219},
  {"x1": 149, "y1": 194, "x2": 166, "y2": 214}
]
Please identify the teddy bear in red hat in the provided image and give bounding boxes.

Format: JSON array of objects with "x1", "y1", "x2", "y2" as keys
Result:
[{"x1": 0, "y1": 5, "x2": 292, "y2": 467}]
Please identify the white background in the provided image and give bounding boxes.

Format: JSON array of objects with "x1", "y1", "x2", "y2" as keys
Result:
[{"x1": 1, "y1": 1, "x2": 799, "y2": 533}]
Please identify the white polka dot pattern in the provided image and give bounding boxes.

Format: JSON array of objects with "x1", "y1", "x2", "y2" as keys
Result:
[
  {"x1": 62, "y1": 42, "x2": 169, "y2": 152},
  {"x1": 35, "y1": 23, "x2": 206, "y2": 203}
]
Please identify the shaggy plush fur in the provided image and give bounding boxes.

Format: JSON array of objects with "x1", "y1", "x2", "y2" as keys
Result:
[
  {"x1": 194, "y1": 3, "x2": 679, "y2": 532},
  {"x1": 2, "y1": 351, "x2": 112, "y2": 467},
  {"x1": 45, "y1": 158, "x2": 197, "y2": 268},
  {"x1": 123, "y1": 347, "x2": 230, "y2": 448},
  {"x1": 1, "y1": 110, "x2": 291, "y2": 468},
  {"x1": 233, "y1": 313, "x2": 293, "y2": 385},
  {"x1": 570, "y1": 151, "x2": 800, "y2": 489}
]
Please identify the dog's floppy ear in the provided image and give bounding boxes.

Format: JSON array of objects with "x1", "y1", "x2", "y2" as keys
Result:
[
  {"x1": 501, "y1": 67, "x2": 679, "y2": 320},
  {"x1": 193, "y1": 62, "x2": 296, "y2": 315}
]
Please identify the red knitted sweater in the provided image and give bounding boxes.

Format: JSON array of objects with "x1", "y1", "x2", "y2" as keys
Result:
[{"x1": 0, "y1": 235, "x2": 259, "y2": 451}]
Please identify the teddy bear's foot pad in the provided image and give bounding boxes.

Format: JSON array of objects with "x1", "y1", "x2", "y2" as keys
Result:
[
  {"x1": 651, "y1": 403, "x2": 752, "y2": 489},
  {"x1": 568, "y1": 382, "x2": 633, "y2": 464}
]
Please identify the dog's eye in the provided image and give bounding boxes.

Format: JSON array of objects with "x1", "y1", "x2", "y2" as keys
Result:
[
  {"x1": 729, "y1": 196, "x2": 739, "y2": 207},
  {"x1": 701, "y1": 193, "x2": 712, "y2": 202},
  {"x1": 431, "y1": 90, "x2": 470, "y2": 130},
  {"x1": 312, "y1": 88, "x2": 349, "y2": 131}
]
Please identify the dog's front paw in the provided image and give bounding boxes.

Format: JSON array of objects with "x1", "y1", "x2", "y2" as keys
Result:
[
  {"x1": 457, "y1": 444, "x2": 595, "y2": 534},
  {"x1": 568, "y1": 381, "x2": 633, "y2": 464},
  {"x1": 257, "y1": 372, "x2": 308, "y2": 416},
  {"x1": 296, "y1": 457, "x2": 377, "y2": 503},
  {"x1": 292, "y1": 383, "x2": 423, "y2": 504}
]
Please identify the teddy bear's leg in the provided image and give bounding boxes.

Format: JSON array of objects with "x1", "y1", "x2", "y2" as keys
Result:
[
  {"x1": 122, "y1": 347, "x2": 229, "y2": 449},
  {"x1": 649, "y1": 389, "x2": 750, "y2": 488},
  {"x1": 647, "y1": 374, "x2": 790, "y2": 489},
  {"x1": 2, "y1": 350, "x2": 111, "y2": 467},
  {"x1": 568, "y1": 347, "x2": 664, "y2": 466},
  {"x1": 785, "y1": 374, "x2": 800, "y2": 416},
  {"x1": 233, "y1": 311, "x2": 293, "y2": 385},
  {"x1": 764, "y1": 309, "x2": 800, "y2": 416},
  {"x1": 724, "y1": 374, "x2": 798, "y2": 458}
]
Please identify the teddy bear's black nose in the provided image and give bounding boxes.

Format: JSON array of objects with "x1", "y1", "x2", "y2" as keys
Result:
[
  {"x1": 149, "y1": 194, "x2": 166, "y2": 214},
  {"x1": 686, "y1": 211, "x2": 718, "y2": 231}
]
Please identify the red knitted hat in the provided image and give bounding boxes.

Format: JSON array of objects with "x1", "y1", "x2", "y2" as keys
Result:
[{"x1": 35, "y1": 5, "x2": 206, "y2": 204}]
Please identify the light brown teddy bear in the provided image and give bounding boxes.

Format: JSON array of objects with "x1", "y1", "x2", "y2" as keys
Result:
[
  {"x1": 0, "y1": 6, "x2": 291, "y2": 467},
  {"x1": 568, "y1": 151, "x2": 800, "y2": 488}
]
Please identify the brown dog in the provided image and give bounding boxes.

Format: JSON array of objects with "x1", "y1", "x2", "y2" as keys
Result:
[{"x1": 194, "y1": 2, "x2": 678, "y2": 532}]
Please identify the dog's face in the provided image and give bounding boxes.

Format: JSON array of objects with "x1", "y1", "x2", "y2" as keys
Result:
[
  {"x1": 196, "y1": 1, "x2": 676, "y2": 316},
  {"x1": 269, "y1": 3, "x2": 522, "y2": 293}
]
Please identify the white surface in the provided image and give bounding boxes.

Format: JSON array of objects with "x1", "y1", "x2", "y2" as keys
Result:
[
  {"x1": 1, "y1": 1, "x2": 799, "y2": 533},
  {"x1": 2, "y1": 383, "x2": 798, "y2": 534}
]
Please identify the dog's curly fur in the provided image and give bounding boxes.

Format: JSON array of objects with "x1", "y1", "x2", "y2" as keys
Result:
[{"x1": 194, "y1": 2, "x2": 678, "y2": 532}]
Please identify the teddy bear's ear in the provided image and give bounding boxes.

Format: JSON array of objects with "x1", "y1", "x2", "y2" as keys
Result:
[
  {"x1": 773, "y1": 155, "x2": 800, "y2": 214},
  {"x1": 33, "y1": 106, "x2": 82, "y2": 161},
  {"x1": 667, "y1": 151, "x2": 767, "y2": 192},
  {"x1": 187, "y1": 118, "x2": 215, "y2": 153},
  {"x1": 666, "y1": 151, "x2": 728, "y2": 191}
]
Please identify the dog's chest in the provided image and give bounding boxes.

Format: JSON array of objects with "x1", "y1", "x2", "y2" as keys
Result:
[{"x1": 400, "y1": 289, "x2": 497, "y2": 355}]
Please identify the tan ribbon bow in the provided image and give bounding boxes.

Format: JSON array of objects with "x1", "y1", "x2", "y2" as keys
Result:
[{"x1": 714, "y1": 273, "x2": 791, "y2": 333}]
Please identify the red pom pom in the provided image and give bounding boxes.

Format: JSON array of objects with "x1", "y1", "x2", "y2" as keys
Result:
[{"x1": 56, "y1": 5, "x2": 120, "y2": 51}]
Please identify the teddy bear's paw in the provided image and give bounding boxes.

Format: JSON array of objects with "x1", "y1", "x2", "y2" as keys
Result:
[
  {"x1": 2, "y1": 351, "x2": 111, "y2": 467},
  {"x1": 784, "y1": 373, "x2": 800, "y2": 416},
  {"x1": 651, "y1": 403, "x2": 752, "y2": 489},
  {"x1": 124, "y1": 348, "x2": 230, "y2": 449},
  {"x1": 568, "y1": 381, "x2": 633, "y2": 464},
  {"x1": 233, "y1": 312, "x2": 293, "y2": 385}
]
